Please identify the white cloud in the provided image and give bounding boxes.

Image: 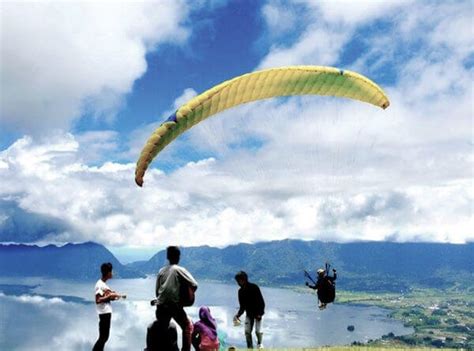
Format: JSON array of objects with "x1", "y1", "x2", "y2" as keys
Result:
[
  {"x1": 314, "y1": 0, "x2": 411, "y2": 26},
  {"x1": 0, "y1": 0, "x2": 191, "y2": 134},
  {"x1": 172, "y1": 88, "x2": 198, "y2": 111},
  {"x1": 0, "y1": 116, "x2": 472, "y2": 247},
  {"x1": 0, "y1": 293, "x2": 155, "y2": 350},
  {"x1": 261, "y1": 1, "x2": 300, "y2": 37},
  {"x1": 76, "y1": 130, "x2": 120, "y2": 163},
  {"x1": 11, "y1": 293, "x2": 66, "y2": 305},
  {"x1": 258, "y1": 0, "x2": 408, "y2": 68},
  {"x1": 260, "y1": 28, "x2": 349, "y2": 68},
  {"x1": 0, "y1": 1, "x2": 472, "y2": 247}
]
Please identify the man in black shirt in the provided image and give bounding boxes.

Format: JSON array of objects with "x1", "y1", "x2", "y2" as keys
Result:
[{"x1": 233, "y1": 271, "x2": 265, "y2": 349}]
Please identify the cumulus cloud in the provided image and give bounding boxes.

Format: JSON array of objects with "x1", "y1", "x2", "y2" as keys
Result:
[
  {"x1": 258, "y1": 0, "x2": 408, "y2": 68},
  {"x1": 0, "y1": 108, "x2": 472, "y2": 247},
  {"x1": 261, "y1": 1, "x2": 302, "y2": 38},
  {"x1": 121, "y1": 0, "x2": 472, "y2": 245},
  {"x1": 3, "y1": 293, "x2": 66, "y2": 305},
  {"x1": 0, "y1": 199, "x2": 71, "y2": 242},
  {"x1": 0, "y1": 1, "x2": 472, "y2": 247},
  {"x1": 75, "y1": 130, "x2": 121, "y2": 164},
  {"x1": 0, "y1": 293, "x2": 153, "y2": 350},
  {"x1": 0, "y1": 0, "x2": 191, "y2": 134}
]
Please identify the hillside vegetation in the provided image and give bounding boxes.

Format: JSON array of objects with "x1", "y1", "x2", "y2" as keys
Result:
[
  {"x1": 131, "y1": 240, "x2": 474, "y2": 292},
  {"x1": 336, "y1": 288, "x2": 474, "y2": 349}
]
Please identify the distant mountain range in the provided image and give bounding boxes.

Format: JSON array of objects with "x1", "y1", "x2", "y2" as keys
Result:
[
  {"x1": 129, "y1": 240, "x2": 474, "y2": 292},
  {"x1": 1, "y1": 240, "x2": 473, "y2": 291},
  {"x1": 0, "y1": 242, "x2": 144, "y2": 279}
]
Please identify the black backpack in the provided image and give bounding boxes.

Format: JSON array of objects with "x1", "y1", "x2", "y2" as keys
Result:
[
  {"x1": 318, "y1": 278, "x2": 336, "y2": 303},
  {"x1": 178, "y1": 275, "x2": 197, "y2": 307}
]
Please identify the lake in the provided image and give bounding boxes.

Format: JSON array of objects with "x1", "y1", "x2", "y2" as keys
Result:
[{"x1": 0, "y1": 277, "x2": 413, "y2": 350}]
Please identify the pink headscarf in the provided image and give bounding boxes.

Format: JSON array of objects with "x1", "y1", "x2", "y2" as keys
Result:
[{"x1": 194, "y1": 306, "x2": 218, "y2": 340}]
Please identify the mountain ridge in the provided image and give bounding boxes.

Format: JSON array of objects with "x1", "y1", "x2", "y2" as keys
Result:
[
  {"x1": 1, "y1": 239, "x2": 473, "y2": 292},
  {"x1": 0, "y1": 241, "x2": 144, "y2": 279},
  {"x1": 129, "y1": 239, "x2": 474, "y2": 291}
]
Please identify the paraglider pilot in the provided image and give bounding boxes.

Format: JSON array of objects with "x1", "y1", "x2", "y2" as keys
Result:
[{"x1": 306, "y1": 267, "x2": 337, "y2": 310}]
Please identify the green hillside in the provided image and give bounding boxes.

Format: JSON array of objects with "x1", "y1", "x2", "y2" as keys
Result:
[
  {"x1": 335, "y1": 288, "x2": 474, "y2": 349},
  {"x1": 130, "y1": 240, "x2": 474, "y2": 292}
]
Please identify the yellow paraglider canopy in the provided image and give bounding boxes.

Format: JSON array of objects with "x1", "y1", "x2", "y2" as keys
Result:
[{"x1": 135, "y1": 65, "x2": 390, "y2": 186}]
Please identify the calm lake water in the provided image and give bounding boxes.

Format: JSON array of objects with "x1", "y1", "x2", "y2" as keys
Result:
[{"x1": 0, "y1": 277, "x2": 413, "y2": 350}]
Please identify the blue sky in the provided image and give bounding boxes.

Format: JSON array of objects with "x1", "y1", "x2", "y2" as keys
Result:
[{"x1": 0, "y1": 0, "x2": 472, "y2": 261}]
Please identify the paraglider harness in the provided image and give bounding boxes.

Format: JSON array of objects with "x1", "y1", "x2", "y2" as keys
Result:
[{"x1": 304, "y1": 263, "x2": 337, "y2": 304}]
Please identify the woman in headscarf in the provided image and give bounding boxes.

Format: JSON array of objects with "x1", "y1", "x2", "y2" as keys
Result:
[{"x1": 192, "y1": 306, "x2": 220, "y2": 351}]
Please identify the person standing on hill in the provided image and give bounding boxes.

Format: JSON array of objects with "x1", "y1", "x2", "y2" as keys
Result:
[
  {"x1": 155, "y1": 246, "x2": 198, "y2": 351},
  {"x1": 93, "y1": 262, "x2": 125, "y2": 351},
  {"x1": 233, "y1": 271, "x2": 265, "y2": 349}
]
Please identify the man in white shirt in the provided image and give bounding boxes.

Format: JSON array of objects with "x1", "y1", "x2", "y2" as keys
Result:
[
  {"x1": 93, "y1": 262, "x2": 124, "y2": 351},
  {"x1": 155, "y1": 246, "x2": 198, "y2": 351}
]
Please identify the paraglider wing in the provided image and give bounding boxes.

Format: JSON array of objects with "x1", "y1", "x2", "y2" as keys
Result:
[{"x1": 135, "y1": 65, "x2": 390, "y2": 186}]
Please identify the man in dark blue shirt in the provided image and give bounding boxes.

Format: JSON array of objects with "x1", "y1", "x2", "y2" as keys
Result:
[{"x1": 233, "y1": 271, "x2": 265, "y2": 349}]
